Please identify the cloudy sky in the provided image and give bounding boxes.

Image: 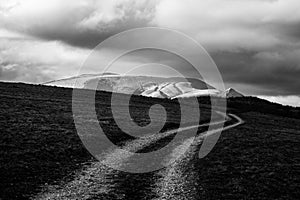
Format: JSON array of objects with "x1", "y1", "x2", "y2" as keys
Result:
[{"x1": 0, "y1": 0, "x2": 299, "y2": 106}]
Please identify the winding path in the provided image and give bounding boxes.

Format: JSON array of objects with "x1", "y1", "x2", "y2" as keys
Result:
[
  {"x1": 34, "y1": 113, "x2": 244, "y2": 199},
  {"x1": 153, "y1": 113, "x2": 244, "y2": 199}
]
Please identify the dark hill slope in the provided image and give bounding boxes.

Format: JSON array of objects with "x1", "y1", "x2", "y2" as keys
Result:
[{"x1": 0, "y1": 82, "x2": 299, "y2": 199}]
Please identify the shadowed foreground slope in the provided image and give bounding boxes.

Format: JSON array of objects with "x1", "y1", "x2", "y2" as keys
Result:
[{"x1": 0, "y1": 82, "x2": 299, "y2": 200}]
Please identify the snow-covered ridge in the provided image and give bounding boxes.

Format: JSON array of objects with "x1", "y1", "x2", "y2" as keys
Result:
[
  {"x1": 224, "y1": 88, "x2": 244, "y2": 98},
  {"x1": 43, "y1": 74, "x2": 243, "y2": 99}
]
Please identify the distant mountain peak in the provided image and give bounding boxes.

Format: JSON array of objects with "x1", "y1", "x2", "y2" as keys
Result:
[
  {"x1": 225, "y1": 88, "x2": 244, "y2": 98},
  {"x1": 43, "y1": 73, "x2": 244, "y2": 99}
]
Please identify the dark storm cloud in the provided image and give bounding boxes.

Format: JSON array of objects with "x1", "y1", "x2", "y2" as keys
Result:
[
  {"x1": 212, "y1": 50, "x2": 300, "y2": 96},
  {"x1": 32, "y1": 19, "x2": 152, "y2": 49},
  {"x1": 0, "y1": 0, "x2": 299, "y2": 104},
  {"x1": 32, "y1": 28, "x2": 115, "y2": 49},
  {"x1": 106, "y1": 48, "x2": 204, "y2": 79},
  {"x1": 0, "y1": 0, "x2": 156, "y2": 49},
  {"x1": 1, "y1": 0, "x2": 300, "y2": 51}
]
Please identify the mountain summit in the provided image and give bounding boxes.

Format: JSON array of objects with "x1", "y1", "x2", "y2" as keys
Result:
[
  {"x1": 225, "y1": 88, "x2": 244, "y2": 98},
  {"x1": 44, "y1": 74, "x2": 243, "y2": 99}
]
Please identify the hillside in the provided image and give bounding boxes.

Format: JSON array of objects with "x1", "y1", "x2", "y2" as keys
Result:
[{"x1": 0, "y1": 81, "x2": 299, "y2": 200}]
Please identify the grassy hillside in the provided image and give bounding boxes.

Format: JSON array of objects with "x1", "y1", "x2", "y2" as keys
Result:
[
  {"x1": 0, "y1": 82, "x2": 209, "y2": 199},
  {"x1": 0, "y1": 82, "x2": 299, "y2": 199},
  {"x1": 193, "y1": 111, "x2": 300, "y2": 199}
]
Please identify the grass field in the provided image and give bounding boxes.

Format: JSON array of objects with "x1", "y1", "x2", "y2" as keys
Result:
[{"x1": 0, "y1": 82, "x2": 299, "y2": 199}]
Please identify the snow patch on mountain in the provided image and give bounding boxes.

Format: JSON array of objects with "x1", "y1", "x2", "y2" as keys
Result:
[
  {"x1": 225, "y1": 88, "x2": 244, "y2": 98},
  {"x1": 43, "y1": 74, "x2": 243, "y2": 99},
  {"x1": 173, "y1": 89, "x2": 222, "y2": 99}
]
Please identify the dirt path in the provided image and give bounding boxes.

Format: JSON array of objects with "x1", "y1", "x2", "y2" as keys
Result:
[
  {"x1": 153, "y1": 114, "x2": 243, "y2": 199},
  {"x1": 33, "y1": 113, "x2": 243, "y2": 200}
]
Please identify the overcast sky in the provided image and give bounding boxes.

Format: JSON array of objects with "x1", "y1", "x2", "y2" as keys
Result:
[{"x1": 0, "y1": 0, "x2": 299, "y2": 106}]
